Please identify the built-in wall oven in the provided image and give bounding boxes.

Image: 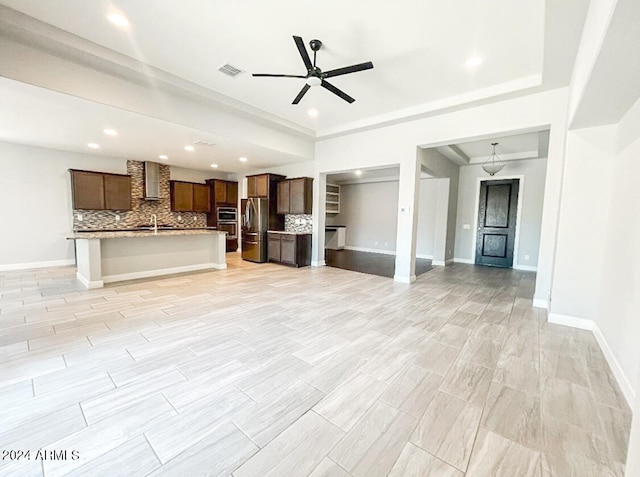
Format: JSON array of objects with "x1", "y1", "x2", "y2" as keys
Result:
[
  {"x1": 217, "y1": 207, "x2": 238, "y2": 240},
  {"x1": 217, "y1": 207, "x2": 237, "y2": 223},
  {"x1": 217, "y1": 222, "x2": 237, "y2": 239}
]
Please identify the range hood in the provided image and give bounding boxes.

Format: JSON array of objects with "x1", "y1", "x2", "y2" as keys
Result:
[{"x1": 143, "y1": 161, "x2": 160, "y2": 200}]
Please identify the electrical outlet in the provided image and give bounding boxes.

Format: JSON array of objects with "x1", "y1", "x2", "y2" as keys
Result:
[
  {"x1": 374, "y1": 241, "x2": 378, "y2": 246},
  {"x1": 384, "y1": 242, "x2": 388, "y2": 247},
  {"x1": 463, "y1": 224, "x2": 470, "y2": 229},
  {"x1": 193, "y1": 216, "x2": 197, "y2": 222},
  {"x1": 115, "y1": 215, "x2": 120, "y2": 222},
  {"x1": 76, "y1": 214, "x2": 83, "y2": 221},
  {"x1": 524, "y1": 254, "x2": 530, "y2": 261},
  {"x1": 178, "y1": 215, "x2": 182, "y2": 221}
]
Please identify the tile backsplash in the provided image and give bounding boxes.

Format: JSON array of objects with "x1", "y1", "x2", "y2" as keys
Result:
[
  {"x1": 285, "y1": 214, "x2": 313, "y2": 233},
  {"x1": 73, "y1": 160, "x2": 208, "y2": 230}
]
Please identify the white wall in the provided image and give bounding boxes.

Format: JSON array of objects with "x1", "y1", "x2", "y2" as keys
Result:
[
  {"x1": 551, "y1": 126, "x2": 616, "y2": 321},
  {"x1": 0, "y1": 141, "x2": 230, "y2": 270},
  {"x1": 170, "y1": 166, "x2": 229, "y2": 183},
  {"x1": 454, "y1": 158, "x2": 548, "y2": 269},
  {"x1": 416, "y1": 178, "x2": 440, "y2": 259},
  {"x1": 0, "y1": 141, "x2": 126, "y2": 268},
  {"x1": 595, "y1": 97, "x2": 640, "y2": 402},
  {"x1": 419, "y1": 149, "x2": 460, "y2": 262}
]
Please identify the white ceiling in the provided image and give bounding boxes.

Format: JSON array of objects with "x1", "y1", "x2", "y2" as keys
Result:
[{"x1": 0, "y1": 1, "x2": 589, "y2": 172}]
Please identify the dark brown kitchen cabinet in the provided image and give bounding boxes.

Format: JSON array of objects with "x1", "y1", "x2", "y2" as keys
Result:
[
  {"x1": 193, "y1": 184, "x2": 210, "y2": 212},
  {"x1": 170, "y1": 181, "x2": 194, "y2": 212},
  {"x1": 246, "y1": 173, "x2": 285, "y2": 199},
  {"x1": 247, "y1": 174, "x2": 269, "y2": 198},
  {"x1": 276, "y1": 177, "x2": 313, "y2": 215},
  {"x1": 211, "y1": 179, "x2": 238, "y2": 206},
  {"x1": 206, "y1": 179, "x2": 239, "y2": 252},
  {"x1": 276, "y1": 179, "x2": 290, "y2": 215},
  {"x1": 267, "y1": 234, "x2": 281, "y2": 262},
  {"x1": 70, "y1": 169, "x2": 131, "y2": 211},
  {"x1": 267, "y1": 232, "x2": 311, "y2": 267},
  {"x1": 103, "y1": 174, "x2": 132, "y2": 211},
  {"x1": 170, "y1": 181, "x2": 212, "y2": 212}
]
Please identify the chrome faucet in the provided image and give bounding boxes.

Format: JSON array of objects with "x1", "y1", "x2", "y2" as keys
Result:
[{"x1": 150, "y1": 214, "x2": 157, "y2": 235}]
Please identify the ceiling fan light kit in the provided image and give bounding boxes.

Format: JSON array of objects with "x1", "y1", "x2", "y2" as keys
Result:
[
  {"x1": 482, "y1": 142, "x2": 505, "y2": 176},
  {"x1": 253, "y1": 36, "x2": 374, "y2": 104}
]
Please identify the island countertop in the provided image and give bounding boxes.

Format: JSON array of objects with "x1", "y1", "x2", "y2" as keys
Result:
[{"x1": 68, "y1": 229, "x2": 225, "y2": 240}]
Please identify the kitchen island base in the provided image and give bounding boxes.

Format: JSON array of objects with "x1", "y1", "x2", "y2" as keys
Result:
[{"x1": 72, "y1": 231, "x2": 227, "y2": 289}]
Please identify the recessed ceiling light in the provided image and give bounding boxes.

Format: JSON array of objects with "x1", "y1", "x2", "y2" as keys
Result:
[
  {"x1": 239, "y1": 157, "x2": 248, "y2": 162},
  {"x1": 210, "y1": 163, "x2": 218, "y2": 168},
  {"x1": 107, "y1": 13, "x2": 129, "y2": 28},
  {"x1": 354, "y1": 170, "x2": 362, "y2": 176},
  {"x1": 308, "y1": 108, "x2": 319, "y2": 117},
  {"x1": 103, "y1": 128, "x2": 117, "y2": 136},
  {"x1": 184, "y1": 145, "x2": 195, "y2": 152},
  {"x1": 158, "y1": 155, "x2": 168, "y2": 160},
  {"x1": 466, "y1": 56, "x2": 483, "y2": 68},
  {"x1": 87, "y1": 143, "x2": 100, "y2": 149}
]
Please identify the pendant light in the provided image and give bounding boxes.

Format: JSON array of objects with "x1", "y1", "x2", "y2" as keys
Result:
[{"x1": 482, "y1": 142, "x2": 504, "y2": 176}]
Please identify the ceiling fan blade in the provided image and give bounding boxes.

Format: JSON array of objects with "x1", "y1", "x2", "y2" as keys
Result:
[
  {"x1": 323, "y1": 61, "x2": 374, "y2": 79},
  {"x1": 293, "y1": 36, "x2": 313, "y2": 71},
  {"x1": 321, "y1": 80, "x2": 355, "y2": 103},
  {"x1": 292, "y1": 84, "x2": 311, "y2": 104},
  {"x1": 252, "y1": 74, "x2": 307, "y2": 78}
]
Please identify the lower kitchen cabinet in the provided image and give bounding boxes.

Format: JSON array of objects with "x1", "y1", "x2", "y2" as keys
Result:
[{"x1": 267, "y1": 232, "x2": 311, "y2": 267}]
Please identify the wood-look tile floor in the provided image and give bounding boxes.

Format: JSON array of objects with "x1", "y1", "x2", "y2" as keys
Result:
[{"x1": 0, "y1": 253, "x2": 631, "y2": 476}]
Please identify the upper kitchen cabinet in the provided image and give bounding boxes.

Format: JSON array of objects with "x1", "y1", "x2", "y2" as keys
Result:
[
  {"x1": 247, "y1": 173, "x2": 285, "y2": 198},
  {"x1": 210, "y1": 179, "x2": 238, "y2": 206},
  {"x1": 70, "y1": 169, "x2": 132, "y2": 211},
  {"x1": 193, "y1": 184, "x2": 211, "y2": 212},
  {"x1": 170, "y1": 181, "x2": 212, "y2": 212},
  {"x1": 103, "y1": 174, "x2": 132, "y2": 211},
  {"x1": 170, "y1": 181, "x2": 194, "y2": 212},
  {"x1": 277, "y1": 177, "x2": 313, "y2": 215}
]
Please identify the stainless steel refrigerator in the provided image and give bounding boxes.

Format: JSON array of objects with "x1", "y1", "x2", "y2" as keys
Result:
[{"x1": 241, "y1": 198, "x2": 269, "y2": 262}]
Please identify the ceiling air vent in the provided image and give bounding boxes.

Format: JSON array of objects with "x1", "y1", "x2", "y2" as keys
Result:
[
  {"x1": 217, "y1": 63, "x2": 243, "y2": 77},
  {"x1": 193, "y1": 140, "x2": 216, "y2": 147}
]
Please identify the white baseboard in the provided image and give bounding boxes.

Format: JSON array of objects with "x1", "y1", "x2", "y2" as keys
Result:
[
  {"x1": 312, "y1": 260, "x2": 326, "y2": 267},
  {"x1": 445, "y1": 258, "x2": 454, "y2": 265},
  {"x1": 393, "y1": 274, "x2": 416, "y2": 284},
  {"x1": 0, "y1": 259, "x2": 75, "y2": 272},
  {"x1": 102, "y1": 263, "x2": 224, "y2": 284},
  {"x1": 532, "y1": 298, "x2": 549, "y2": 310},
  {"x1": 416, "y1": 254, "x2": 434, "y2": 260},
  {"x1": 592, "y1": 324, "x2": 635, "y2": 408},
  {"x1": 548, "y1": 313, "x2": 593, "y2": 330},
  {"x1": 344, "y1": 246, "x2": 396, "y2": 256},
  {"x1": 547, "y1": 312, "x2": 635, "y2": 409},
  {"x1": 432, "y1": 260, "x2": 446, "y2": 267},
  {"x1": 76, "y1": 273, "x2": 103, "y2": 289},
  {"x1": 453, "y1": 258, "x2": 474, "y2": 264},
  {"x1": 514, "y1": 264, "x2": 538, "y2": 272}
]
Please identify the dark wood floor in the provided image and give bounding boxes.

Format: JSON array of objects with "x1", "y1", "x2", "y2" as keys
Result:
[{"x1": 325, "y1": 249, "x2": 433, "y2": 279}]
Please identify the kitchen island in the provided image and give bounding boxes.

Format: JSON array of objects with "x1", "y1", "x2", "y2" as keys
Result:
[{"x1": 68, "y1": 229, "x2": 227, "y2": 288}]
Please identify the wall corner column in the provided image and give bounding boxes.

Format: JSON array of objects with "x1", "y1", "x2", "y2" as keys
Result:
[{"x1": 393, "y1": 154, "x2": 421, "y2": 283}]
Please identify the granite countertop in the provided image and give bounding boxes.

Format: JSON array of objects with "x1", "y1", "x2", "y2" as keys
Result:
[
  {"x1": 68, "y1": 228, "x2": 225, "y2": 240},
  {"x1": 267, "y1": 230, "x2": 312, "y2": 235}
]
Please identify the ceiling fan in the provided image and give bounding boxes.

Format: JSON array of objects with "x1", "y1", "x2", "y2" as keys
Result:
[{"x1": 252, "y1": 36, "x2": 374, "y2": 105}]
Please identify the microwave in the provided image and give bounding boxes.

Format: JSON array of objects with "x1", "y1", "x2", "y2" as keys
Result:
[{"x1": 217, "y1": 207, "x2": 237, "y2": 222}]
